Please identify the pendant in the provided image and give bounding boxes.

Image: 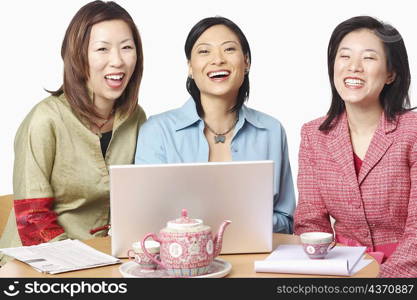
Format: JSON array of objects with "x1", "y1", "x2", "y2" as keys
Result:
[{"x1": 214, "y1": 135, "x2": 226, "y2": 144}]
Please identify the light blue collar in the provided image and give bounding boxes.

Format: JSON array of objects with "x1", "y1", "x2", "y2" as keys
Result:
[{"x1": 174, "y1": 98, "x2": 267, "y2": 131}]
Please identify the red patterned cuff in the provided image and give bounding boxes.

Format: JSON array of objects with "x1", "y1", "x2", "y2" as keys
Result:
[{"x1": 14, "y1": 197, "x2": 65, "y2": 246}]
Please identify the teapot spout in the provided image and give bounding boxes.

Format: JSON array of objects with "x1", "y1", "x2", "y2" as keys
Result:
[{"x1": 213, "y1": 220, "x2": 231, "y2": 257}]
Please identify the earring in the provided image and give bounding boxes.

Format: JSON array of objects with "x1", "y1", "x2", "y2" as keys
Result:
[{"x1": 245, "y1": 68, "x2": 250, "y2": 75}]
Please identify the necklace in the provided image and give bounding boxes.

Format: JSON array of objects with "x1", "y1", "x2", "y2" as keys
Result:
[
  {"x1": 94, "y1": 118, "x2": 112, "y2": 131},
  {"x1": 204, "y1": 117, "x2": 239, "y2": 144},
  {"x1": 92, "y1": 110, "x2": 115, "y2": 137}
]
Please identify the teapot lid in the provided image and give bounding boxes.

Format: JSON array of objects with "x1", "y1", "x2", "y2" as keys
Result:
[{"x1": 167, "y1": 209, "x2": 203, "y2": 230}]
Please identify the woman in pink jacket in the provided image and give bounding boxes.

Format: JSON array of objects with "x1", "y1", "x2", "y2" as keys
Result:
[{"x1": 294, "y1": 16, "x2": 416, "y2": 277}]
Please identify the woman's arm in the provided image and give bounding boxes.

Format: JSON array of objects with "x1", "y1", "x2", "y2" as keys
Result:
[
  {"x1": 294, "y1": 124, "x2": 333, "y2": 235},
  {"x1": 273, "y1": 126, "x2": 295, "y2": 233},
  {"x1": 13, "y1": 111, "x2": 68, "y2": 246}
]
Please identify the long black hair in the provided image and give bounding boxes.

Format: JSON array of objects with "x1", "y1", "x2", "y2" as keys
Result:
[
  {"x1": 184, "y1": 16, "x2": 251, "y2": 117},
  {"x1": 320, "y1": 16, "x2": 411, "y2": 131}
]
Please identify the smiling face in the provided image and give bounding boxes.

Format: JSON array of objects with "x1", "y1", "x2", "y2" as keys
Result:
[
  {"x1": 333, "y1": 29, "x2": 395, "y2": 107},
  {"x1": 188, "y1": 24, "x2": 249, "y2": 102},
  {"x1": 87, "y1": 19, "x2": 137, "y2": 106}
]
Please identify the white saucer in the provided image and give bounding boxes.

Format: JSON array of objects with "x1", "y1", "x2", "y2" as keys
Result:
[{"x1": 119, "y1": 258, "x2": 232, "y2": 278}]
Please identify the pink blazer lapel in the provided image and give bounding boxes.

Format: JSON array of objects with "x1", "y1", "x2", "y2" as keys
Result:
[
  {"x1": 327, "y1": 112, "x2": 357, "y2": 189},
  {"x1": 357, "y1": 114, "x2": 397, "y2": 185},
  {"x1": 327, "y1": 112, "x2": 362, "y2": 207}
]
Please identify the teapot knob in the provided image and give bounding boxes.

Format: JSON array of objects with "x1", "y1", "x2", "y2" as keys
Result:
[{"x1": 181, "y1": 209, "x2": 188, "y2": 218}]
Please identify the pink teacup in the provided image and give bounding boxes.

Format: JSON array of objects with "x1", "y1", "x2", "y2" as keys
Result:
[
  {"x1": 300, "y1": 232, "x2": 336, "y2": 259},
  {"x1": 127, "y1": 240, "x2": 160, "y2": 271}
]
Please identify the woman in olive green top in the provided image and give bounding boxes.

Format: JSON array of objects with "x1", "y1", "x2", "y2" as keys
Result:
[{"x1": 0, "y1": 0, "x2": 146, "y2": 259}]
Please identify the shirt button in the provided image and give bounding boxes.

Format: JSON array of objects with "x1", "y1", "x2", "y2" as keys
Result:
[
  {"x1": 364, "y1": 232, "x2": 369, "y2": 237},
  {"x1": 232, "y1": 147, "x2": 238, "y2": 152},
  {"x1": 355, "y1": 203, "x2": 361, "y2": 209}
]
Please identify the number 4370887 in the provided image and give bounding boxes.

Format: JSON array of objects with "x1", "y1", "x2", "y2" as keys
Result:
[{"x1": 367, "y1": 285, "x2": 414, "y2": 294}]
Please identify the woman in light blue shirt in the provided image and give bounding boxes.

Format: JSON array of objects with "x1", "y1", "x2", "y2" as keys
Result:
[{"x1": 135, "y1": 17, "x2": 295, "y2": 233}]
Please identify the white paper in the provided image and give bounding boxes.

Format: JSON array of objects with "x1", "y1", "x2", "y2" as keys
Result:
[
  {"x1": 0, "y1": 239, "x2": 120, "y2": 274},
  {"x1": 254, "y1": 245, "x2": 372, "y2": 276}
]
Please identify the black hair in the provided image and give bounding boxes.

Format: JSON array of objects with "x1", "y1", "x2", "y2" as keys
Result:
[
  {"x1": 184, "y1": 16, "x2": 251, "y2": 117},
  {"x1": 320, "y1": 16, "x2": 411, "y2": 131}
]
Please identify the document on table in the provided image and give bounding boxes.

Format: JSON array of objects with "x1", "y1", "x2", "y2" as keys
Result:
[
  {"x1": 254, "y1": 245, "x2": 373, "y2": 276},
  {"x1": 0, "y1": 239, "x2": 120, "y2": 274}
]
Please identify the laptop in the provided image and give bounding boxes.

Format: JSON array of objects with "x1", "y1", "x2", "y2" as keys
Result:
[{"x1": 109, "y1": 160, "x2": 273, "y2": 258}]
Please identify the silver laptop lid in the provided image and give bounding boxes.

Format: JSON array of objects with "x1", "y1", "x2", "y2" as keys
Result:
[{"x1": 110, "y1": 161, "x2": 273, "y2": 257}]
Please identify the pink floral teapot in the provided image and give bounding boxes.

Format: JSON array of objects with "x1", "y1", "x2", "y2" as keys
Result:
[{"x1": 141, "y1": 209, "x2": 231, "y2": 276}]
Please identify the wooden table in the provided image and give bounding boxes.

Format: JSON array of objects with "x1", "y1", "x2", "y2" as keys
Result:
[{"x1": 0, "y1": 234, "x2": 379, "y2": 278}]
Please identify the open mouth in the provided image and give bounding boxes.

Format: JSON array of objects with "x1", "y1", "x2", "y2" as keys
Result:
[
  {"x1": 344, "y1": 77, "x2": 364, "y2": 88},
  {"x1": 104, "y1": 73, "x2": 125, "y2": 88},
  {"x1": 105, "y1": 73, "x2": 125, "y2": 81},
  {"x1": 207, "y1": 70, "x2": 230, "y2": 80}
]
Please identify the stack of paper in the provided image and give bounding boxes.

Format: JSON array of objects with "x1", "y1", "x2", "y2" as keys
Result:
[
  {"x1": 0, "y1": 239, "x2": 120, "y2": 274},
  {"x1": 254, "y1": 245, "x2": 372, "y2": 276}
]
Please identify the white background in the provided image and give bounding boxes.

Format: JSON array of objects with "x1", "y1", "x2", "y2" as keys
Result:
[{"x1": 1, "y1": 0, "x2": 416, "y2": 197}]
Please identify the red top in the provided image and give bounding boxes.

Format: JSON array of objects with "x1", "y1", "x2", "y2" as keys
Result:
[{"x1": 353, "y1": 152, "x2": 363, "y2": 176}]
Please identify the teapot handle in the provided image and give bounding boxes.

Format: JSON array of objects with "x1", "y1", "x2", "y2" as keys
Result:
[{"x1": 141, "y1": 233, "x2": 165, "y2": 269}]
